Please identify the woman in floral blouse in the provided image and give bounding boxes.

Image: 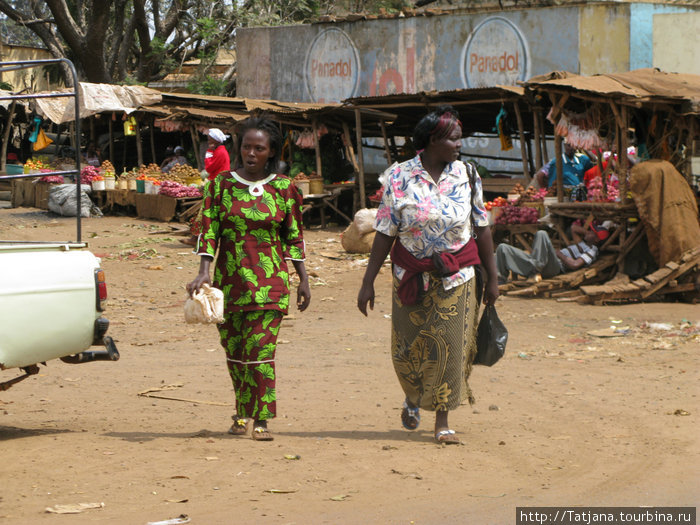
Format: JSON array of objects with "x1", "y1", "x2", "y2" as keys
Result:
[
  {"x1": 357, "y1": 106, "x2": 499, "y2": 444},
  {"x1": 187, "y1": 116, "x2": 311, "y2": 441}
]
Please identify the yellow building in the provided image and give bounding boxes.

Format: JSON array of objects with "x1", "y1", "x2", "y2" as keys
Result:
[{"x1": 0, "y1": 43, "x2": 55, "y2": 91}]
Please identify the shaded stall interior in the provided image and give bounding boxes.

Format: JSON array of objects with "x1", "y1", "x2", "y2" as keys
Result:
[
  {"x1": 344, "y1": 85, "x2": 546, "y2": 199},
  {"x1": 138, "y1": 92, "x2": 396, "y2": 225},
  {"x1": 501, "y1": 68, "x2": 700, "y2": 302}
]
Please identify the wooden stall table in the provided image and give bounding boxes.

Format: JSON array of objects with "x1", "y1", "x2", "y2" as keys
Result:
[
  {"x1": 91, "y1": 189, "x2": 137, "y2": 214},
  {"x1": 301, "y1": 185, "x2": 353, "y2": 228},
  {"x1": 134, "y1": 193, "x2": 203, "y2": 222},
  {"x1": 491, "y1": 223, "x2": 541, "y2": 252}
]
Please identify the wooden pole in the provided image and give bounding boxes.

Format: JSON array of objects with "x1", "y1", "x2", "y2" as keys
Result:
[
  {"x1": 1, "y1": 101, "x2": 16, "y2": 171},
  {"x1": 554, "y1": 134, "x2": 563, "y2": 202},
  {"x1": 342, "y1": 121, "x2": 360, "y2": 173},
  {"x1": 354, "y1": 109, "x2": 366, "y2": 207},
  {"x1": 684, "y1": 116, "x2": 695, "y2": 184},
  {"x1": 619, "y1": 105, "x2": 629, "y2": 205},
  {"x1": 539, "y1": 110, "x2": 549, "y2": 164},
  {"x1": 379, "y1": 119, "x2": 393, "y2": 165},
  {"x1": 108, "y1": 117, "x2": 114, "y2": 164},
  {"x1": 122, "y1": 121, "x2": 127, "y2": 171},
  {"x1": 311, "y1": 118, "x2": 322, "y2": 179},
  {"x1": 135, "y1": 116, "x2": 143, "y2": 167},
  {"x1": 533, "y1": 107, "x2": 543, "y2": 169},
  {"x1": 513, "y1": 101, "x2": 530, "y2": 181},
  {"x1": 190, "y1": 125, "x2": 201, "y2": 171},
  {"x1": 525, "y1": 132, "x2": 535, "y2": 175},
  {"x1": 149, "y1": 116, "x2": 156, "y2": 164}
]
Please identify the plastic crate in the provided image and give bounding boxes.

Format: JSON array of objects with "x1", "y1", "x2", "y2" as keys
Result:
[{"x1": 5, "y1": 164, "x2": 24, "y2": 175}]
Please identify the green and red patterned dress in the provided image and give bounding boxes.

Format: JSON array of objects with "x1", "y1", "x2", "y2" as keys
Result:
[{"x1": 197, "y1": 171, "x2": 305, "y2": 421}]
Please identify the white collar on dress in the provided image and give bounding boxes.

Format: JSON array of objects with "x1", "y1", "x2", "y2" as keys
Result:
[{"x1": 231, "y1": 171, "x2": 276, "y2": 196}]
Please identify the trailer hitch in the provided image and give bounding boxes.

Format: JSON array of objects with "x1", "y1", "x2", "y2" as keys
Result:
[{"x1": 60, "y1": 336, "x2": 120, "y2": 364}]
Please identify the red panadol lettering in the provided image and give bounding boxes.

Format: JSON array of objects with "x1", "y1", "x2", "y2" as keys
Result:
[
  {"x1": 311, "y1": 59, "x2": 352, "y2": 78},
  {"x1": 469, "y1": 51, "x2": 519, "y2": 73}
]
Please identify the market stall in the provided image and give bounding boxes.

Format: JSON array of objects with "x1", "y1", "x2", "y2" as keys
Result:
[
  {"x1": 344, "y1": 85, "x2": 540, "y2": 197},
  {"x1": 497, "y1": 69, "x2": 700, "y2": 301},
  {"x1": 141, "y1": 92, "x2": 396, "y2": 225}
]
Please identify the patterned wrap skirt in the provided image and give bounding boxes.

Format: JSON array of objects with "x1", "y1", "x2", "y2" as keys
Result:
[
  {"x1": 391, "y1": 272, "x2": 479, "y2": 411},
  {"x1": 218, "y1": 309, "x2": 283, "y2": 420}
]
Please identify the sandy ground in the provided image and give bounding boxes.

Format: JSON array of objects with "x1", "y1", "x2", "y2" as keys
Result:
[{"x1": 0, "y1": 208, "x2": 698, "y2": 525}]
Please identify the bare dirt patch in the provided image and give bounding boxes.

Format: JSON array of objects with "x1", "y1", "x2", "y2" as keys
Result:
[{"x1": 1, "y1": 208, "x2": 698, "y2": 524}]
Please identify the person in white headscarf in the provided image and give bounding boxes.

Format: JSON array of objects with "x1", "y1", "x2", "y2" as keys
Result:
[
  {"x1": 204, "y1": 128, "x2": 231, "y2": 181},
  {"x1": 183, "y1": 129, "x2": 233, "y2": 246}
]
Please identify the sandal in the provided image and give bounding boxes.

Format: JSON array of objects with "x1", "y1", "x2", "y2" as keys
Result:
[
  {"x1": 435, "y1": 429, "x2": 460, "y2": 445},
  {"x1": 252, "y1": 426, "x2": 274, "y2": 441},
  {"x1": 228, "y1": 415, "x2": 249, "y2": 435},
  {"x1": 401, "y1": 401, "x2": 420, "y2": 430}
]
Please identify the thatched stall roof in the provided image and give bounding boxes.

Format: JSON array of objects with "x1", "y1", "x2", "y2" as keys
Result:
[
  {"x1": 525, "y1": 68, "x2": 700, "y2": 114},
  {"x1": 344, "y1": 85, "x2": 528, "y2": 137},
  {"x1": 143, "y1": 91, "x2": 395, "y2": 135}
]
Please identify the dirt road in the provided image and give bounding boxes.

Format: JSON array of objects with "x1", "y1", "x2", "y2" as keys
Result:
[{"x1": 1, "y1": 208, "x2": 698, "y2": 524}]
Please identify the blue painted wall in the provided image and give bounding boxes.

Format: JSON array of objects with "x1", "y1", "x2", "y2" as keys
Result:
[{"x1": 630, "y1": 4, "x2": 693, "y2": 70}]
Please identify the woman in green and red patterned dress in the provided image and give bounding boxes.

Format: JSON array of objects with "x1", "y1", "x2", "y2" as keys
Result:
[{"x1": 186, "y1": 116, "x2": 311, "y2": 441}]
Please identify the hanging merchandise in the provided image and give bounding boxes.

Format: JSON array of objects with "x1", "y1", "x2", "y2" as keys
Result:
[
  {"x1": 123, "y1": 116, "x2": 137, "y2": 136},
  {"x1": 33, "y1": 128, "x2": 54, "y2": 151},
  {"x1": 28, "y1": 116, "x2": 42, "y2": 143},
  {"x1": 494, "y1": 106, "x2": 513, "y2": 151},
  {"x1": 546, "y1": 106, "x2": 603, "y2": 150},
  {"x1": 295, "y1": 129, "x2": 315, "y2": 149}
]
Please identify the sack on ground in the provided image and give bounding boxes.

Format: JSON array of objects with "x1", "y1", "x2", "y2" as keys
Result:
[
  {"x1": 474, "y1": 304, "x2": 508, "y2": 366},
  {"x1": 184, "y1": 283, "x2": 224, "y2": 324},
  {"x1": 48, "y1": 184, "x2": 96, "y2": 218},
  {"x1": 341, "y1": 221, "x2": 375, "y2": 254}
]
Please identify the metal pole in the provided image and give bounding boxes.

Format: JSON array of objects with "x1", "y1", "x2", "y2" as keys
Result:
[{"x1": 63, "y1": 58, "x2": 82, "y2": 243}]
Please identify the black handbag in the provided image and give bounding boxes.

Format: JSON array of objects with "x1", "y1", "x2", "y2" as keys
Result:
[{"x1": 474, "y1": 304, "x2": 508, "y2": 366}]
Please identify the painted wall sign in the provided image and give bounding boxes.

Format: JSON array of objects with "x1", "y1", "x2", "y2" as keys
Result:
[
  {"x1": 461, "y1": 17, "x2": 530, "y2": 88},
  {"x1": 304, "y1": 28, "x2": 360, "y2": 102}
]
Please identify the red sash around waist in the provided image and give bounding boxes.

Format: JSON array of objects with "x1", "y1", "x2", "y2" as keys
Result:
[{"x1": 390, "y1": 238, "x2": 480, "y2": 305}]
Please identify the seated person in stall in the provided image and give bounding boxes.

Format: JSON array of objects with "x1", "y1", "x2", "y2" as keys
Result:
[
  {"x1": 535, "y1": 139, "x2": 593, "y2": 189},
  {"x1": 162, "y1": 146, "x2": 189, "y2": 174},
  {"x1": 83, "y1": 143, "x2": 101, "y2": 167},
  {"x1": 495, "y1": 222, "x2": 610, "y2": 283},
  {"x1": 6, "y1": 152, "x2": 20, "y2": 164},
  {"x1": 160, "y1": 146, "x2": 175, "y2": 170}
]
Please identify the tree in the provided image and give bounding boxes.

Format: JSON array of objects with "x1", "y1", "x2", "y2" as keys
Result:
[
  {"x1": 0, "y1": 0, "x2": 414, "y2": 94},
  {"x1": 0, "y1": 0, "x2": 240, "y2": 86}
]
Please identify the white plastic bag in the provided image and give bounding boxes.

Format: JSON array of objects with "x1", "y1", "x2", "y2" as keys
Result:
[
  {"x1": 353, "y1": 208, "x2": 377, "y2": 235},
  {"x1": 184, "y1": 283, "x2": 224, "y2": 324}
]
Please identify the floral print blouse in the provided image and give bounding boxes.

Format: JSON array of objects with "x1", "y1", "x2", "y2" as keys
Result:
[
  {"x1": 374, "y1": 155, "x2": 488, "y2": 291},
  {"x1": 197, "y1": 171, "x2": 305, "y2": 313}
]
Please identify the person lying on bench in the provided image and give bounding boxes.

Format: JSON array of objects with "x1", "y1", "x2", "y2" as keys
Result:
[{"x1": 495, "y1": 222, "x2": 610, "y2": 283}]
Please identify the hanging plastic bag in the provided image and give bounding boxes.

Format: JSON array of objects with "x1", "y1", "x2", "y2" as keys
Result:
[
  {"x1": 474, "y1": 305, "x2": 508, "y2": 366},
  {"x1": 184, "y1": 283, "x2": 224, "y2": 324},
  {"x1": 33, "y1": 128, "x2": 54, "y2": 151},
  {"x1": 123, "y1": 116, "x2": 137, "y2": 136}
]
